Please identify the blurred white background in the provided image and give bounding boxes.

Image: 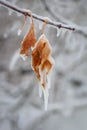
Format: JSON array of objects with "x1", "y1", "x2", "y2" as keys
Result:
[{"x1": 0, "y1": 0, "x2": 87, "y2": 130}]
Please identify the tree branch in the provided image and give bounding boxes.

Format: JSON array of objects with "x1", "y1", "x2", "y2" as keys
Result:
[
  {"x1": 41, "y1": 0, "x2": 87, "y2": 37},
  {"x1": 0, "y1": 0, "x2": 75, "y2": 31}
]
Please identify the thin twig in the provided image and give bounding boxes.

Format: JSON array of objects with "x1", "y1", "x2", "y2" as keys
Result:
[
  {"x1": 0, "y1": 0, "x2": 75, "y2": 31},
  {"x1": 42, "y1": 0, "x2": 87, "y2": 37}
]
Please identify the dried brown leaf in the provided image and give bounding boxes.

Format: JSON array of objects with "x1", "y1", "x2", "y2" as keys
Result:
[
  {"x1": 20, "y1": 20, "x2": 36, "y2": 59},
  {"x1": 41, "y1": 57, "x2": 54, "y2": 74},
  {"x1": 32, "y1": 34, "x2": 54, "y2": 82},
  {"x1": 31, "y1": 34, "x2": 54, "y2": 110}
]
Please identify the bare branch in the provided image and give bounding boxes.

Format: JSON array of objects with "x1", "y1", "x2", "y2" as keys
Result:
[
  {"x1": 0, "y1": 0, "x2": 75, "y2": 31},
  {"x1": 41, "y1": 0, "x2": 87, "y2": 37}
]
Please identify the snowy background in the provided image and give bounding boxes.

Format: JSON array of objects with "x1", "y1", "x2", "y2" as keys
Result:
[{"x1": 0, "y1": 0, "x2": 87, "y2": 130}]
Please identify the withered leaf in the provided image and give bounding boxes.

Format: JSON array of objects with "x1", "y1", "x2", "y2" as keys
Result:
[
  {"x1": 32, "y1": 34, "x2": 54, "y2": 83},
  {"x1": 41, "y1": 57, "x2": 54, "y2": 74},
  {"x1": 20, "y1": 20, "x2": 36, "y2": 59},
  {"x1": 32, "y1": 34, "x2": 54, "y2": 111}
]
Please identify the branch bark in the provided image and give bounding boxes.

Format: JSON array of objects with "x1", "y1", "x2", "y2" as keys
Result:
[
  {"x1": 41, "y1": 0, "x2": 87, "y2": 37},
  {"x1": 0, "y1": 0, "x2": 75, "y2": 31}
]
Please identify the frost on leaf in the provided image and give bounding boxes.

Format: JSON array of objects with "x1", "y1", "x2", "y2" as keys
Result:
[
  {"x1": 32, "y1": 34, "x2": 54, "y2": 110},
  {"x1": 20, "y1": 20, "x2": 36, "y2": 60}
]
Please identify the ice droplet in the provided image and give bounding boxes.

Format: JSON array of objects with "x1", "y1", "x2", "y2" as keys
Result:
[
  {"x1": 39, "y1": 82, "x2": 49, "y2": 111},
  {"x1": 43, "y1": 87, "x2": 49, "y2": 111},
  {"x1": 20, "y1": 54, "x2": 27, "y2": 61},
  {"x1": 8, "y1": 9, "x2": 13, "y2": 16},
  {"x1": 47, "y1": 75, "x2": 50, "y2": 89},
  {"x1": 17, "y1": 29, "x2": 22, "y2": 36},
  {"x1": 56, "y1": 28, "x2": 61, "y2": 37},
  {"x1": 9, "y1": 49, "x2": 20, "y2": 70},
  {"x1": 17, "y1": 13, "x2": 22, "y2": 17},
  {"x1": 39, "y1": 21, "x2": 43, "y2": 30},
  {"x1": 39, "y1": 83, "x2": 42, "y2": 98},
  {"x1": 39, "y1": 67, "x2": 49, "y2": 111}
]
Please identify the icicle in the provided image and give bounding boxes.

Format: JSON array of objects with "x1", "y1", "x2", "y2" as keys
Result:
[
  {"x1": 9, "y1": 49, "x2": 20, "y2": 70},
  {"x1": 56, "y1": 28, "x2": 61, "y2": 37},
  {"x1": 17, "y1": 29, "x2": 22, "y2": 36},
  {"x1": 8, "y1": 9, "x2": 13, "y2": 16},
  {"x1": 17, "y1": 13, "x2": 22, "y2": 17},
  {"x1": 40, "y1": 74, "x2": 49, "y2": 111},
  {"x1": 46, "y1": 75, "x2": 50, "y2": 89},
  {"x1": 31, "y1": 34, "x2": 54, "y2": 110},
  {"x1": 39, "y1": 82, "x2": 42, "y2": 97},
  {"x1": 39, "y1": 17, "x2": 50, "y2": 31},
  {"x1": 39, "y1": 21, "x2": 43, "y2": 30},
  {"x1": 39, "y1": 68, "x2": 49, "y2": 111},
  {"x1": 17, "y1": 15, "x2": 27, "y2": 36},
  {"x1": 43, "y1": 86, "x2": 49, "y2": 111},
  {"x1": 20, "y1": 54, "x2": 27, "y2": 61},
  {"x1": 43, "y1": 71, "x2": 49, "y2": 111}
]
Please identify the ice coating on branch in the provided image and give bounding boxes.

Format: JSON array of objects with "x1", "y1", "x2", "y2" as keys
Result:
[
  {"x1": 39, "y1": 17, "x2": 51, "y2": 30},
  {"x1": 32, "y1": 34, "x2": 54, "y2": 110},
  {"x1": 43, "y1": 17, "x2": 51, "y2": 22}
]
